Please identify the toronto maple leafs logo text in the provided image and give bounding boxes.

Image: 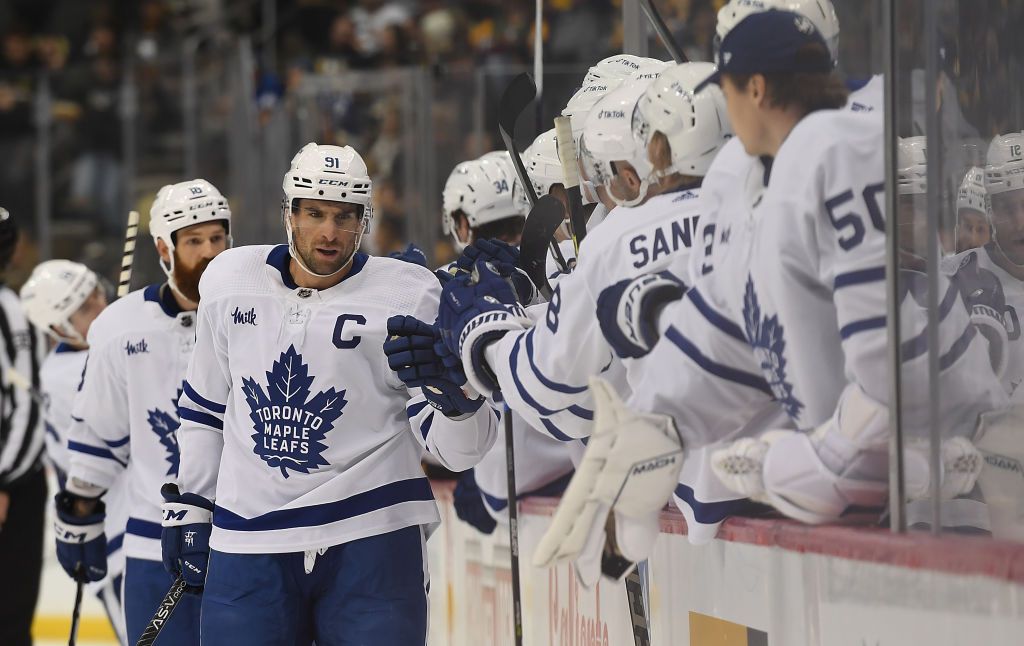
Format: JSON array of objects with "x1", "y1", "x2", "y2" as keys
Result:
[
  {"x1": 742, "y1": 277, "x2": 804, "y2": 421},
  {"x1": 148, "y1": 393, "x2": 181, "y2": 476},
  {"x1": 242, "y1": 345, "x2": 346, "y2": 478}
]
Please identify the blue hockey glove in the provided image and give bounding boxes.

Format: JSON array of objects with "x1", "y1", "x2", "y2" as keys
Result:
[
  {"x1": 385, "y1": 315, "x2": 484, "y2": 417},
  {"x1": 951, "y1": 252, "x2": 1009, "y2": 377},
  {"x1": 453, "y1": 470, "x2": 497, "y2": 535},
  {"x1": 54, "y1": 491, "x2": 107, "y2": 582},
  {"x1": 437, "y1": 261, "x2": 532, "y2": 397},
  {"x1": 161, "y1": 483, "x2": 213, "y2": 593},
  {"x1": 388, "y1": 243, "x2": 428, "y2": 267},
  {"x1": 457, "y1": 239, "x2": 537, "y2": 304},
  {"x1": 597, "y1": 271, "x2": 687, "y2": 359}
]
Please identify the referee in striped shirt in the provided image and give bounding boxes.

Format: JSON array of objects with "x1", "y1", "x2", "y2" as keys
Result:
[{"x1": 0, "y1": 207, "x2": 47, "y2": 646}]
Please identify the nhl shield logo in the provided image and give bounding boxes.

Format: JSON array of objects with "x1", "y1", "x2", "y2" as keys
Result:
[
  {"x1": 242, "y1": 345, "x2": 347, "y2": 478},
  {"x1": 742, "y1": 277, "x2": 804, "y2": 421}
]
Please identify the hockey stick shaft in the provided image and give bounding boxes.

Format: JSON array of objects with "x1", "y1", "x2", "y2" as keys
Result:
[
  {"x1": 503, "y1": 405, "x2": 524, "y2": 646},
  {"x1": 625, "y1": 567, "x2": 651, "y2": 646},
  {"x1": 68, "y1": 579, "x2": 84, "y2": 646},
  {"x1": 553, "y1": 115, "x2": 586, "y2": 255},
  {"x1": 118, "y1": 211, "x2": 140, "y2": 298},
  {"x1": 135, "y1": 575, "x2": 188, "y2": 646},
  {"x1": 640, "y1": 0, "x2": 688, "y2": 63},
  {"x1": 6, "y1": 367, "x2": 45, "y2": 406}
]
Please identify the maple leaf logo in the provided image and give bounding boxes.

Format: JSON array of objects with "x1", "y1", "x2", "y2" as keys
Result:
[
  {"x1": 148, "y1": 390, "x2": 181, "y2": 477},
  {"x1": 742, "y1": 277, "x2": 804, "y2": 421},
  {"x1": 241, "y1": 345, "x2": 347, "y2": 478}
]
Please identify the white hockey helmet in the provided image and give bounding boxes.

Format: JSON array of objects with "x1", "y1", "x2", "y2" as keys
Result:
[
  {"x1": 897, "y1": 136, "x2": 927, "y2": 196},
  {"x1": 629, "y1": 59, "x2": 671, "y2": 82},
  {"x1": 580, "y1": 80, "x2": 655, "y2": 208},
  {"x1": 562, "y1": 81, "x2": 621, "y2": 147},
  {"x1": 634, "y1": 62, "x2": 732, "y2": 177},
  {"x1": 20, "y1": 259, "x2": 99, "y2": 344},
  {"x1": 716, "y1": 0, "x2": 840, "y2": 62},
  {"x1": 150, "y1": 178, "x2": 232, "y2": 290},
  {"x1": 442, "y1": 151, "x2": 523, "y2": 251},
  {"x1": 282, "y1": 142, "x2": 373, "y2": 277},
  {"x1": 957, "y1": 166, "x2": 989, "y2": 215},
  {"x1": 985, "y1": 132, "x2": 1024, "y2": 196},
  {"x1": 524, "y1": 129, "x2": 564, "y2": 199},
  {"x1": 583, "y1": 55, "x2": 666, "y2": 86}
]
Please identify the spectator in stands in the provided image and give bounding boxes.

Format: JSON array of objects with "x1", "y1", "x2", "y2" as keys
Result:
[{"x1": 0, "y1": 28, "x2": 36, "y2": 228}]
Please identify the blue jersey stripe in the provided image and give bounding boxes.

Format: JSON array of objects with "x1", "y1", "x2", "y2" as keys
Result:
[
  {"x1": 105, "y1": 532, "x2": 125, "y2": 556},
  {"x1": 939, "y1": 325, "x2": 976, "y2": 371},
  {"x1": 482, "y1": 470, "x2": 575, "y2": 512},
  {"x1": 673, "y1": 483, "x2": 767, "y2": 524},
  {"x1": 183, "y1": 381, "x2": 226, "y2": 414},
  {"x1": 44, "y1": 422, "x2": 59, "y2": 442},
  {"x1": 687, "y1": 289, "x2": 746, "y2": 343},
  {"x1": 126, "y1": 518, "x2": 161, "y2": 539},
  {"x1": 900, "y1": 281, "x2": 964, "y2": 361},
  {"x1": 103, "y1": 435, "x2": 130, "y2": 448},
  {"x1": 839, "y1": 316, "x2": 887, "y2": 340},
  {"x1": 834, "y1": 266, "x2": 886, "y2": 290},
  {"x1": 406, "y1": 400, "x2": 430, "y2": 418},
  {"x1": 663, "y1": 325, "x2": 772, "y2": 396},
  {"x1": 568, "y1": 405, "x2": 593, "y2": 421},
  {"x1": 419, "y1": 410, "x2": 434, "y2": 440},
  {"x1": 541, "y1": 418, "x2": 574, "y2": 442},
  {"x1": 67, "y1": 440, "x2": 127, "y2": 467},
  {"x1": 178, "y1": 407, "x2": 224, "y2": 431},
  {"x1": 213, "y1": 477, "x2": 434, "y2": 532},
  {"x1": 525, "y1": 328, "x2": 588, "y2": 394}
]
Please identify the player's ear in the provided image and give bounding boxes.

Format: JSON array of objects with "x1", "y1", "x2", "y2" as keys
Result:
[
  {"x1": 751, "y1": 74, "x2": 766, "y2": 106},
  {"x1": 155, "y1": 237, "x2": 171, "y2": 264}
]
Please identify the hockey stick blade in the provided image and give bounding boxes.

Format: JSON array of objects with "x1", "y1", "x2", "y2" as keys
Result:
[
  {"x1": 519, "y1": 195, "x2": 566, "y2": 300},
  {"x1": 135, "y1": 575, "x2": 188, "y2": 646},
  {"x1": 640, "y1": 0, "x2": 688, "y2": 63}
]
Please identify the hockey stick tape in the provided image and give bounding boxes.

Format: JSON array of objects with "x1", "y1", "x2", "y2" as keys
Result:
[{"x1": 553, "y1": 116, "x2": 581, "y2": 189}]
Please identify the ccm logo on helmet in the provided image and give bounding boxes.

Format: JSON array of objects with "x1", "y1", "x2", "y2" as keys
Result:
[{"x1": 318, "y1": 179, "x2": 348, "y2": 186}]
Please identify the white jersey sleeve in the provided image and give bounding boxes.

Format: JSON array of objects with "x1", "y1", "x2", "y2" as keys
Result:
[{"x1": 39, "y1": 346, "x2": 87, "y2": 477}]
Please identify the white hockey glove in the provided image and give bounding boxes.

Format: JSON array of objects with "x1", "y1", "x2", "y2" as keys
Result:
[
  {"x1": 533, "y1": 378, "x2": 684, "y2": 587},
  {"x1": 711, "y1": 384, "x2": 890, "y2": 524},
  {"x1": 596, "y1": 272, "x2": 687, "y2": 359}
]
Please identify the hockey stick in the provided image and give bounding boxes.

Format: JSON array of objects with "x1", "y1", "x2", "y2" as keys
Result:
[
  {"x1": 134, "y1": 575, "x2": 188, "y2": 646},
  {"x1": 117, "y1": 210, "x2": 140, "y2": 298},
  {"x1": 5, "y1": 367, "x2": 44, "y2": 406},
  {"x1": 68, "y1": 576, "x2": 84, "y2": 646},
  {"x1": 640, "y1": 0, "x2": 688, "y2": 63},
  {"x1": 498, "y1": 73, "x2": 568, "y2": 276},
  {"x1": 553, "y1": 115, "x2": 587, "y2": 256},
  {"x1": 503, "y1": 405, "x2": 524, "y2": 646},
  {"x1": 625, "y1": 568, "x2": 651, "y2": 646},
  {"x1": 518, "y1": 195, "x2": 568, "y2": 300}
]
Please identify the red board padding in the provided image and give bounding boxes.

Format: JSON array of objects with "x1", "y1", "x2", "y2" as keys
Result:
[{"x1": 430, "y1": 480, "x2": 1024, "y2": 585}]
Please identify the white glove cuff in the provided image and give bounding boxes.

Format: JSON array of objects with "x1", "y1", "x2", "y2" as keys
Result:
[
  {"x1": 54, "y1": 517, "x2": 105, "y2": 544},
  {"x1": 161, "y1": 502, "x2": 213, "y2": 527},
  {"x1": 458, "y1": 304, "x2": 531, "y2": 397}
]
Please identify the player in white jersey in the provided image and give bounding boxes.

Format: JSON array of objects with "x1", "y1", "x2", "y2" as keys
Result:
[
  {"x1": 167, "y1": 142, "x2": 497, "y2": 644},
  {"x1": 945, "y1": 133, "x2": 1024, "y2": 396},
  {"x1": 532, "y1": 10, "x2": 1007, "y2": 580},
  {"x1": 955, "y1": 166, "x2": 991, "y2": 253},
  {"x1": 54, "y1": 179, "x2": 231, "y2": 645},
  {"x1": 19, "y1": 260, "x2": 127, "y2": 643},
  {"x1": 431, "y1": 151, "x2": 574, "y2": 533}
]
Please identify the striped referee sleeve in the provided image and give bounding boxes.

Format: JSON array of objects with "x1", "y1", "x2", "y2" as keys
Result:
[{"x1": 0, "y1": 286, "x2": 45, "y2": 488}]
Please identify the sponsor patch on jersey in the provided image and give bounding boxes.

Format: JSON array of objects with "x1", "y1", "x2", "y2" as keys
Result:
[
  {"x1": 148, "y1": 392, "x2": 181, "y2": 477},
  {"x1": 125, "y1": 339, "x2": 149, "y2": 355},
  {"x1": 242, "y1": 345, "x2": 347, "y2": 478},
  {"x1": 231, "y1": 306, "x2": 258, "y2": 326},
  {"x1": 742, "y1": 277, "x2": 804, "y2": 421}
]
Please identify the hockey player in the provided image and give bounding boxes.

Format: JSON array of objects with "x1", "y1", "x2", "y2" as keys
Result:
[
  {"x1": 0, "y1": 208, "x2": 49, "y2": 646},
  {"x1": 944, "y1": 133, "x2": 1024, "y2": 396},
  {"x1": 54, "y1": 179, "x2": 231, "y2": 645},
  {"x1": 167, "y1": 142, "x2": 497, "y2": 644},
  {"x1": 19, "y1": 260, "x2": 127, "y2": 643},
  {"x1": 434, "y1": 64, "x2": 732, "y2": 581},
  {"x1": 956, "y1": 166, "x2": 991, "y2": 253},
  {"x1": 534, "y1": 9, "x2": 1006, "y2": 576},
  {"x1": 429, "y1": 150, "x2": 574, "y2": 533}
]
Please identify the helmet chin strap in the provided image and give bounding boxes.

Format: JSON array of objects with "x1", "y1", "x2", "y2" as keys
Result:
[
  {"x1": 608, "y1": 176, "x2": 650, "y2": 208},
  {"x1": 285, "y1": 215, "x2": 360, "y2": 280}
]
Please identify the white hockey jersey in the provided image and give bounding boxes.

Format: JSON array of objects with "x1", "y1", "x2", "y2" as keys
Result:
[
  {"x1": 485, "y1": 188, "x2": 705, "y2": 441},
  {"x1": 67, "y1": 284, "x2": 197, "y2": 561},
  {"x1": 944, "y1": 244, "x2": 1024, "y2": 396},
  {"x1": 176, "y1": 245, "x2": 497, "y2": 554},
  {"x1": 41, "y1": 344, "x2": 128, "y2": 588}
]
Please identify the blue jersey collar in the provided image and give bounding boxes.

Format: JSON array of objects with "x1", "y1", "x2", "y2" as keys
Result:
[
  {"x1": 265, "y1": 244, "x2": 368, "y2": 290},
  {"x1": 54, "y1": 342, "x2": 83, "y2": 354},
  {"x1": 143, "y1": 283, "x2": 186, "y2": 318}
]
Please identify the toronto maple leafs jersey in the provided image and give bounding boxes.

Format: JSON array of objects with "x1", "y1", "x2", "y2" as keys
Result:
[
  {"x1": 713, "y1": 109, "x2": 1003, "y2": 436},
  {"x1": 484, "y1": 188, "x2": 705, "y2": 442},
  {"x1": 943, "y1": 244, "x2": 1024, "y2": 396},
  {"x1": 67, "y1": 284, "x2": 196, "y2": 561},
  {"x1": 41, "y1": 344, "x2": 128, "y2": 588},
  {"x1": 176, "y1": 245, "x2": 497, "y2": 554}
]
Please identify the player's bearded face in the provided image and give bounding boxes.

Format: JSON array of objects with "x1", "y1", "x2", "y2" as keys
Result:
[
  {"x1": 992, "y1": 189, "x2": 1024, "y2": 264},
  {"x1": 290, "y1": 199, "x2": 365, "y2": 275},
  {"x1": 169, "y1": 221, "x2": 229, "y2": 302}
]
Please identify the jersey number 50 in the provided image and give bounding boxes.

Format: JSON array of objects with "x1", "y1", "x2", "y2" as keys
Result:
[{"x1": 826, "y1": 182, "x2": 885, "y2": 251}]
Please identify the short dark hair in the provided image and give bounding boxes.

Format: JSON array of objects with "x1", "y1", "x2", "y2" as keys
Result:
[
  {"x1": 473, "y1": 216, "x2": 525, "y2": 243},
  {"x1": 726, "y1": 43, "x2": 848, "y2": 114}
]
